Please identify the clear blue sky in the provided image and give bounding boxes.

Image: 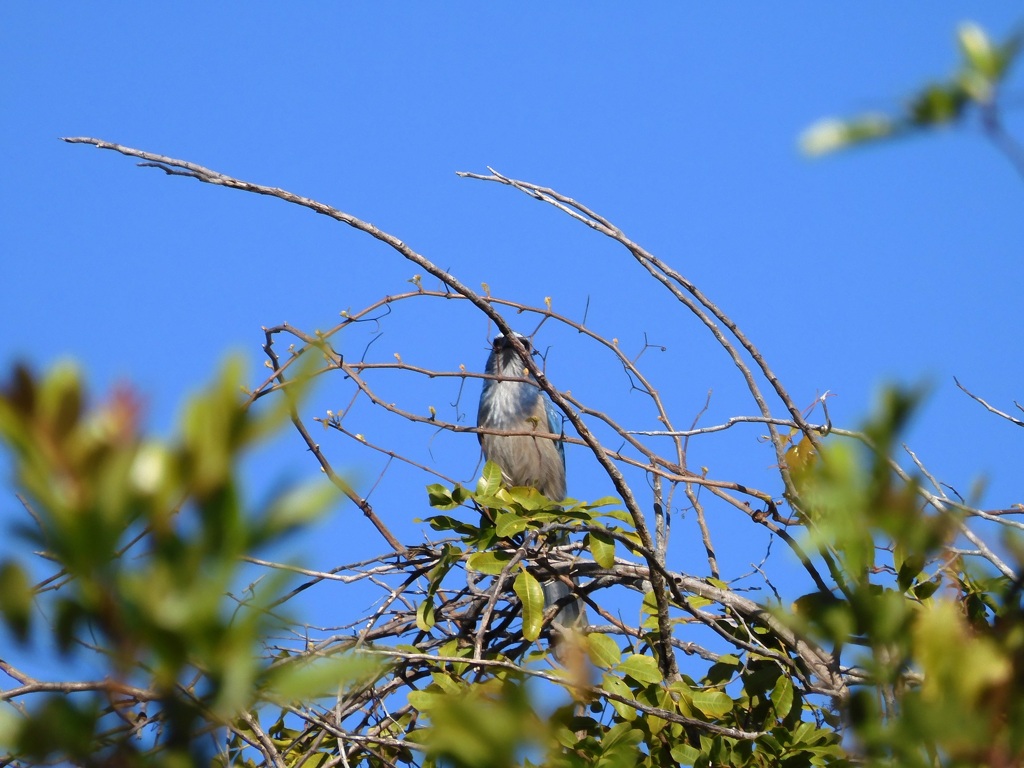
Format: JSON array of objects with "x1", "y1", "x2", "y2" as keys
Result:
[{"x1": 2, "y1": 5, "x2": 1023, "y2": 674}]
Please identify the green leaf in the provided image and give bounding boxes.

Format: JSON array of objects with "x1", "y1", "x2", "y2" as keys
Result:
[
  {"x1": 430, "y1": 672, "x2": 463, "y2": 696},
  {"x1": 506, "y1": 485, "x2": 555, "y2": 510},
  {"x1": 667, "y1": 684, "x2": 700, "y2": 720},
  {"x1": 771, "y1": 675, "x2": 794, "y2": 719},
  {"x1": 495, "y1": 511, "x2": 529, "y2": 538},
  {"x1": 597, "y1": 723, "x2": 645, "y2": 768},
  {"x1": 646, "y1": 688, "x2": 674, "y2": 736},
  {"x1": 958, "y1": 22, "x2": 998, "y2": 80},
  {"x1": 597, "y1": 508, "x2": 635, "y2": 526},
  {"x1": 424, "y1": 514, "x2": 479, "y2": 537},
  {"x1": 477, "y1": 461, "x2": 504, "y2": 496},
  {"x1": 640, "y1": 590, "x2": 658, "y2": 616},
  {"x1": 425, "y1": 544, "x2": 462, "y2": 599},
  {"x1": 426, "y1": 483, "x2": 457, "y2": 510},
  {"x1": 513, "y1": 568, "x2": 544, "y2": 641},
  {"x1": 416, "y1": 599, "x2": 436, "y2": 632},
  {"x1": 407, "y1": 689, "x2": 446, "y2": 714},
  {"x1": 450, "y1": 484, "x2": 471, "y2": 504},
  {"x1": 913, "y1": 578, "x2": 940, "y2": 600},
  {"x1": 670, "y1": 743, "x2": 701, "y2": 765},
  {"x1": 895, "y1": 549, "x2": 925, "y2": 593},
  {"x1": 690, "y1": 689, "x2": 732, "y2": 718},
  {"x1": 908, "y1": 83, "x2": 968, "y2": 125},
  {"x1": 587, "y1": 529, "x2": 616, "y2": 569},
  {"x1": 617, "y1": 653, "x2": 663, "y2": 686},
  {"x1": 0, "y1": 560, "x2": 32, "y2": 641},
  {"x1": 466, "y1": 551, "x2": 513, "y2": 576},
  {"x1": 586, "y1": 632, "x2": 622, "y2": 669},
  {"x1": 800, "y1": 114, "x2": 895, "y2": 156},
  {"x1": 602, "y1": 673, "x2": 638, "y2": 721}
]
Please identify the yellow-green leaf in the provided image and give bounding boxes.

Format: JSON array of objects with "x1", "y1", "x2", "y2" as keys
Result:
[
  {"x1": 601, "y1": 673, "x2": 637, "y2": 721},
  {"x1": 513, "y1": 568, "x2": 544, "y2": 641},
  {"x1": 602, "y1": 721, "x2": 644, "y2": 752},
  {"x1": 466, "y1": 551, "x2": 513, "y2": 575},
  {"x1": 407, "y1": 689, "x2": 446, "y2": 713},
  {"x1": 958, "y1": 22, "x2": 998, "y2": 79},
  {"x1": 495, "y1": 511, "x2": 529, "y2": 538},
  {"x1": 0, "y1": 560, "x2": 32, "y2": 641},
  {"x1": 477, "y1": 461, "x2": 504, "y2": 496},
  {"x1": 430, "y1": 672, "x2": 462, "y2": 696},
  {"x1": 647, "y1": 713, "x2": 668, "y2": 736},
  {"x1": 691, "y1": 689, "x2": 732, "y2": 717},
  {"x1": 588, "y1": 529, "x2": 616, "y2": 569},
  {"x1": 416, "y1": 599, "x2": 436, "y2": 632},
  {"x1": 507, "y1": 485, "x2": 554, "y2": 510},
  {"x1": 617, "y1": 653, "x2": 662, "y2": 686},
  {"x1": 800, "y1": 114, "x2": 894, "y2": 156},
  {"x1": 641, "y1": 590, "x2": 658, "y2": 616},
  {"x1": 670, "y1": 743, "x2": 701, "y2": 765},
  {"x1": 586, "y1": 632, "x2": 622, "y2": 669}
]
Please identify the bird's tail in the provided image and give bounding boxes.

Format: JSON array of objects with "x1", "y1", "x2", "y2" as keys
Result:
[{"x1": 542, "y1": 576, "x2": 587, "y2": 629}]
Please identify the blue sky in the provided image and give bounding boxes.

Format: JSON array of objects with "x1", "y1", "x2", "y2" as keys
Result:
[{"x1": 3, "y1": 5, "x2": 1024, "y2": 677}]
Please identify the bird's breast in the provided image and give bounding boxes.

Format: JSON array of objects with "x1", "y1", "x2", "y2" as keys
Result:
[{"x1": 479, "y1": 379, "x2": 540, "y2": 427}]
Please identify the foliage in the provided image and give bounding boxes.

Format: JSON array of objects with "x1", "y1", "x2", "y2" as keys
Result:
[
  {"x1": 801, "y1": 22, "x2": 1023, "y2": 164},
  {"x1": 418, "y1": 466, "x2": 847, "y2": 767},
  {"x1": 3, "y1": 18, "x2": 1024, "y2": 768},
  {"x1": 792, "y1": 390, "x2": 1024, "y2": 766},
  {"x1": 0, "y1": 361, "x2": 346, "y2": 765}
]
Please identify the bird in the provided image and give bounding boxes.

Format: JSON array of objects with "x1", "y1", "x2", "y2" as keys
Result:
[{"x1": 477, "y1": 332, "x2": 587, "y2": 632}]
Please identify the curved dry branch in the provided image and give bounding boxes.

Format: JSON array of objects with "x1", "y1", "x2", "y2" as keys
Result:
[
  {"x1": 955, "y1": 376, "x2": 1024, "y2": 428},
  {"x1": 456, "y1": 169, "x2": 823, "y2": 472},
  {"x1": 64, "y1": 136, "x2": 682, "y2": 681}
]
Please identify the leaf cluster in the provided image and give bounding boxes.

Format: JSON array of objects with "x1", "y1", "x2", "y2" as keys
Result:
[
  {"x1": 0, "y1": 361, "x2": 335, "y2": 766},
  {"x1": 801, "y1": 23, "x2": 1022, "y2": 156}
]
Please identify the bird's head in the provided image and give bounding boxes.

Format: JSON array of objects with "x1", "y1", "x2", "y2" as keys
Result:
[{"x1": 486, "y1": 332, "x2": 535, "y2": 378}]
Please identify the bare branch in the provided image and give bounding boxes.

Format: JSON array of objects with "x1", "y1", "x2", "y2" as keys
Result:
[{"x1": 955, "y1": 376, "x2": 1024, "y2": 427}]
